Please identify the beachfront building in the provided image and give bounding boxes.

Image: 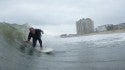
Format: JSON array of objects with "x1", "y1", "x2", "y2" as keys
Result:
[
  {"x1": 96, "y1": 23, "x2": 125, "y2": 32},
  {"x1": 117, "y1": 23, "x2": 125, "y2": 29},
  {"x1": 76, "y1": 18, "x2": 94, "y2": 35},
  {"x1": 95, "y1": 24, "x2": 114, "y2": 32},
  {"x1": 95, "y1": 25, "x2": 107, "y2": 32}
]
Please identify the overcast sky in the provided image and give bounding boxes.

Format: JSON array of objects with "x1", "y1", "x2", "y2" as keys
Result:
[{"x1": 0, "y1": 0, "x2": 125, "y2": 35}]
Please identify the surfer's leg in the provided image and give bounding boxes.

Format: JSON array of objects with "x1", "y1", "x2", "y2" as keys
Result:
[
  {"x1": 38, "y1": 38, "x2": 42, "y2": 48},
  {"x1": 32, "y1": 38, "x2": 37, "y2": 48}
]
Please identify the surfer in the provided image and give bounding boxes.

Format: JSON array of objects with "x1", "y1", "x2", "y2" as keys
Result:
[{"x1": 26, "y1": 27, "x2": 44, "y2": 49}]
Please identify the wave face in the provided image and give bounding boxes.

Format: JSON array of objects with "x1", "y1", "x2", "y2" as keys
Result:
[{"x1": 0, "y1": 22, "x2": 29, "y2": 47}]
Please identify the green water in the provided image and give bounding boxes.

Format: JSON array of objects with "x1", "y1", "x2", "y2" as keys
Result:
[
  {"x1": 1, "y1": 23, "x2": 125, "y2": 70},
  {"x1": 0, "y1": 23, "x2": 28, "y2": 45}
]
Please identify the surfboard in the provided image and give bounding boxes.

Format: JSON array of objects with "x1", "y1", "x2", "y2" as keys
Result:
[
  {"x1": 35, "y1": 47, "x2": 54, "y2": 53},
  {"x1": 21, "y1": 41, "x2": 54, "y2": 53}
]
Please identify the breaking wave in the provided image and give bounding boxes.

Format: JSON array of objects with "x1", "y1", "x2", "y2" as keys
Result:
[{"x1": 0, "y1": 22, "x2": 29, "y2": 48}]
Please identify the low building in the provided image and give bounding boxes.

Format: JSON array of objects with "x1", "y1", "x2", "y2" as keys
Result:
[
  {"x1": 95, "y1": 23, "x2": 125, "y2": 32},
  {"x1": 117, "y1": 23, "x2": 125, "y2": 29},
  {"x1": 95, "y1": 25, "x2": 107, "y2": 32}
]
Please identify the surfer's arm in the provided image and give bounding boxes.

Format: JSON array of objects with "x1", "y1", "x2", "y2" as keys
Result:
[
  {"x1": 41, "y1": 30, "x2": 44, "y2": 34},
  {"x1": 27, "y1": 32, "x2": 32, "y2": 41},
  {"x1": 39, "y1": 29, "x2": 44, "y2": 34}
]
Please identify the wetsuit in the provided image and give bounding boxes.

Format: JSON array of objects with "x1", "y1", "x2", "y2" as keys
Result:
[{"x1": 28, "y1": 29, "x2": 44, "y2": 48}]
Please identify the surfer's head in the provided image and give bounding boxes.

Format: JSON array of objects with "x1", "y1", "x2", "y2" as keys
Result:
[{"x1": 29, "y1": 27, "x2": 35, "y2": 34}]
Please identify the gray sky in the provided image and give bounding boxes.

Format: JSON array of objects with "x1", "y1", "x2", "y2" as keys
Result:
[{"x1": 0, "y1": 0, "x2": 125, "y2": 35}]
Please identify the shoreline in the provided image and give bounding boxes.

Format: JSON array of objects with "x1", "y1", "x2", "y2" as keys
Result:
[
  {"x1": 61, "y1": 29, "x2": 125, "y2": 38},
  {"x1": 88, "y1": 29, "x2": 125, "y2": 35}
]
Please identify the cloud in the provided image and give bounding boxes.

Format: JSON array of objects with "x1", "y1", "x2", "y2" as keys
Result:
[{"x1": 0, "y1": 0, "x2": 125, "y2": 35}]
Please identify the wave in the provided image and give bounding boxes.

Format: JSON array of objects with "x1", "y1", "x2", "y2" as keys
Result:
[{"x1": 0, "y1": 22, "x2": 29, "y2": 47}]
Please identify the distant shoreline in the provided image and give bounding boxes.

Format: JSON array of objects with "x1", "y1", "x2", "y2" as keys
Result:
[
  {"x1": 89, "y1": 29, "x2": 125, "y2": 35},
  {"x1": 61, "y1": 29, "x2": 125, "y2": 38}
]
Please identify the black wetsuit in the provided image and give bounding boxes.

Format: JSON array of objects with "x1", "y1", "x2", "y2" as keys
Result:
[{"x1": 28, "y1": 29, "x2": 44, "y2": 48}]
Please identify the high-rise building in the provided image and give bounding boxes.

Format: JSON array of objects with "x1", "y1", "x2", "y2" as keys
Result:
[{"x1": 76, "y1": 18, "x2": 94, "y2": 35}]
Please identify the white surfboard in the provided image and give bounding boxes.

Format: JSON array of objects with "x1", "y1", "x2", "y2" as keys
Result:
[
  {"x1": 35, "y1": 47, "x2": 54, "y2": 53},
  {"x1": 22, "y1": 41, "x2": 54, "y2": 53}
]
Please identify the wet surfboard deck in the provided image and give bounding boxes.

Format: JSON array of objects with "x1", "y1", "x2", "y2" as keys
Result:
[
  {"x1": 35, "y1": 47, "x2": 54, "y2": 53},
  {"x1": 21, "y1": 41, "x2": 54, "y2": 53}
]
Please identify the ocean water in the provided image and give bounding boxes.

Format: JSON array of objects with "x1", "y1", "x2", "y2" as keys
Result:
[{"x1": 0, "y1": 23, "x2": 125, "y2": 70}]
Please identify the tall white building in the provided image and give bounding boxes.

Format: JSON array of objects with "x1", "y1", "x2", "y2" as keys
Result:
[{"x1": 76, "y1": 18, "x2": 94, "y2": 35}]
